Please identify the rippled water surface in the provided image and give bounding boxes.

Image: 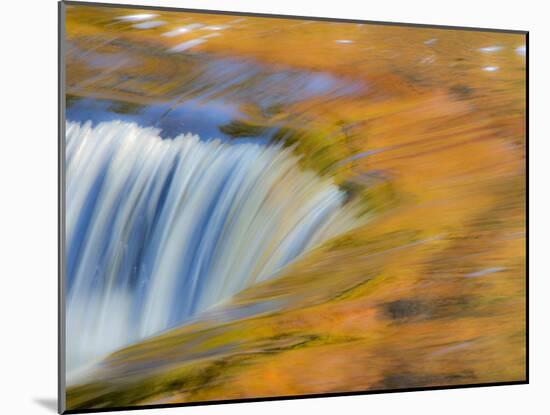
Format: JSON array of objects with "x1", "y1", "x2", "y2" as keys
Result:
[{"x1": 63, "y1": 4, "x2": 526, "y2": 411}]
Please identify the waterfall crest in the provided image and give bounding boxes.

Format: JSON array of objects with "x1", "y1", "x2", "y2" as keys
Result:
[{"x1": 66, "y1": 120, "x2": 361, "y2": 374}]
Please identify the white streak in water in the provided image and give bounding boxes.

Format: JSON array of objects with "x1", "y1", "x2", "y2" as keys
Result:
[
  {"x1": 66, "y1": 121, "x2": 363, "y2": 376},
  {"x1": 516, "y1": 45, "x2": 526, "y2": 56},
  {"x1": 168, "y1": 38, "x2": 206, "y2": 52},
  {"x1": 162, "y1": 23, "x2": 204, "y2": 37},
  {"x1": 203, "y1": 33, "x2": 221, "y2": 39},
  {"x1": 116, "y1": 14, "x2": 158, "y2": 22},
  {"x1": 203, "y1": 25, "x2": 230, "y2": 31},
  {"x1": 465, "y1": 267, "x2": 505, "y2": 278},
  {"x1": 478, "y1": 45, "x2": 503, "y2": 53},
  {"x1": 132, "y1": 20, "x2": 166, "y2": 29}
]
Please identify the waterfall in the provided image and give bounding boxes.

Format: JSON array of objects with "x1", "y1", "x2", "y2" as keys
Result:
[{"x1": 65, "y1": 120, "x2": 361, "y2": 375}]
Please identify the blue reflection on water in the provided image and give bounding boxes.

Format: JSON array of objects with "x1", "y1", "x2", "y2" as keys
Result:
[
  {"x1": 66, "y1": 97, "x2": 251, "y2": 141},
  {"x1": 66, "y1": 53, "x2": 365, "y2": 142}
]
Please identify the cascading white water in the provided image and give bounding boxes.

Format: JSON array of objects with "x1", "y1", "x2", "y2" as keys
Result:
[{"x1": 65, "y1": 120, "x2": 362, "y2": 375}]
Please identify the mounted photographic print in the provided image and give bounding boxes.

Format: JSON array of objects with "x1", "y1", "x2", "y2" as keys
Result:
[{"x1": 59, "y1": 1, "x2": 527, "y2": 413}]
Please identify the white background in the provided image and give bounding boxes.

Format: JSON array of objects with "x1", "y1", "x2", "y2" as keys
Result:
[{"x1": 0, "y1": 0, "x2": 544, "y2": 413}]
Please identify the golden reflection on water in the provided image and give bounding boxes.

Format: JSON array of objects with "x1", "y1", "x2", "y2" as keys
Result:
[{"x1": 65, "y1": 4, "x2": 526, "y2": 409}]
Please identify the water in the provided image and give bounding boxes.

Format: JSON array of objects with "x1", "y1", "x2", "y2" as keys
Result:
[
  {"x1": 65, "y1": 120, "x2": 362, "y2": 375},
  {"x1": 66, "y1": 96, "x2": 244, "y2": 141}
]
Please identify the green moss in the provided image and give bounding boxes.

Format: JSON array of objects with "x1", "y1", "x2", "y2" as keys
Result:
[
  {"x1": 66, "y1": 94, "x2": 82, "y2": 108},
  {"x1": 343, "y1": 178, "x2": 399, "y2": 216},
  {"x1": 329, "y1": 274, "x2": 382, "y2": 302},
  {"x1": 219, "y1": 119, "x2": 269, "y2": 138},
  {"x1": 108, "y1": 100, "x2": 144, "y2": 115},
  {"x1": 327, "y1": 229, "x2": 420, "y2": 252},
  {"x1": 271, "y1": 126, "x2": 345, "y2": 176}
]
